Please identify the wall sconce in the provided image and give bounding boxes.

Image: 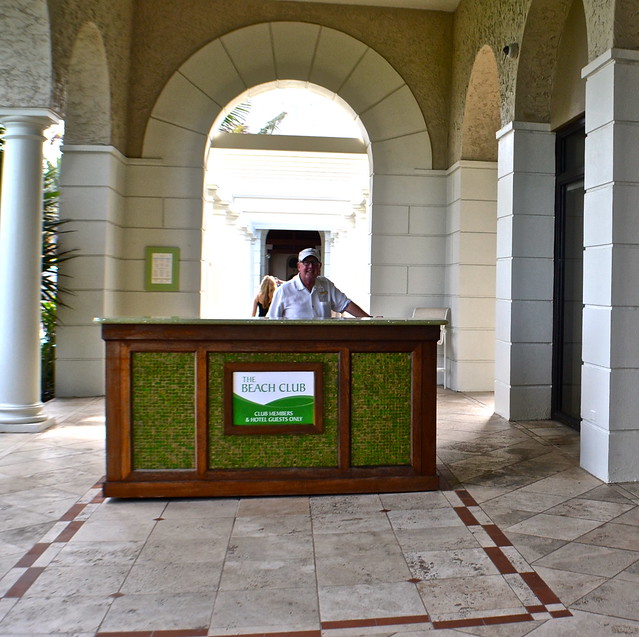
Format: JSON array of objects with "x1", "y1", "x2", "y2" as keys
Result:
[{"x1": 503, "y1": 43, "x2": 519, "y2": 59}]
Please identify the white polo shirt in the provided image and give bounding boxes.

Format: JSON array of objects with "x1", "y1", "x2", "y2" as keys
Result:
[{"x1": 267, "y1": 275, "x2": 351, "y2": 319}]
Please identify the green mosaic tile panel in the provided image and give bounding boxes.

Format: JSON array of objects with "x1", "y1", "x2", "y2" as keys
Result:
[
  {"x1": 208, "y1": 353, "x2": 338, "y2": 469},
  {"x1": 131, "y1": 352, "x2": 195, "y2": 470},
  {"x1": 351, "y1": 352, "x2": 412, "y2": 466}
]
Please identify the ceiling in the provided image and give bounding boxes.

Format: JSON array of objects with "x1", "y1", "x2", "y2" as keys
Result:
[{"x1": 275, "y1": 0, "x2": 460, "y2": 11}]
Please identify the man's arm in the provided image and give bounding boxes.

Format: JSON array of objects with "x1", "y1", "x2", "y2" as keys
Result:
[
  {"x1": 343, "y1": 301, "x2": 370, "y2": 318},
  {"x1": 266, "y1": 286, "x2": 284, "y2": 318}
]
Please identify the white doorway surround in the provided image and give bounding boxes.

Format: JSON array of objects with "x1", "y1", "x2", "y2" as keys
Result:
[{"x1": 202, "y1": 133, "x2": 370, "y2": 318}]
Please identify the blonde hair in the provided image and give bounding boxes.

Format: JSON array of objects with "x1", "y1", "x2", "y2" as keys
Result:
[{"x1": 257, "y1": 275, "x2": 277, "y2": 308}]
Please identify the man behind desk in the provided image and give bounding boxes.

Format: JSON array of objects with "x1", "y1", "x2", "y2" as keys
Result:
[{"x1": 267, "y1": 248, "x2": 370, "y2": 319}]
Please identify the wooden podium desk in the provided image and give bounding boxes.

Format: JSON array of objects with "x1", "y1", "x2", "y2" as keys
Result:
[{"x1": 96, "y1": 317, "x2": 445, "y2": 498}]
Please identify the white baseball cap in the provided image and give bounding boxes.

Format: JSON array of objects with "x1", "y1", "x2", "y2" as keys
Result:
[{"x1": 298, "y1": 248, "x2": 321, "y2": 262}]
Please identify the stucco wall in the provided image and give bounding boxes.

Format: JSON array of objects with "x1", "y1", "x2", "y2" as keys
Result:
[
  {"x1": 127, "y1": 0, "x2": 453, "y2": 168},
  {"x1": 5, "y1": 1, "x2": 628, "y2": 166},
  {"x1": 48, "y1": 0, "x2": 134, "y2": 147},
  {"x1": 447, "y1": 0, "x2": 616, "y2": 165},
  {"x1": 0, "y1": 0, "x2": 52, "y2": 108}
]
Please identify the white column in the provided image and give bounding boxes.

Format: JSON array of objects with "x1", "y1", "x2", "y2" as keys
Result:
[
  {"x1": 0, "y1": 110, "x2": 58, "y2": 432},
  {"x1": 446, "y1": 160, "x2": 497, "y2": 391},
  {"x1": 495, "y1": 122, "x2": 556, "y2": 420},
  {"x1": 581, "y1": 49, "x2": 639, "y2": 482}
]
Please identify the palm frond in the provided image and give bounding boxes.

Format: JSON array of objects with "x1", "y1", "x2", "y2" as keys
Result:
[{"x1": 218, "y1": 101, "x2": 252, "y2": 133}]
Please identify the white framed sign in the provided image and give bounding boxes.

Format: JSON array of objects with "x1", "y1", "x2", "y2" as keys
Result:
[{"x1": 224, "y1": 362, "x2": 323, "y2": 435}]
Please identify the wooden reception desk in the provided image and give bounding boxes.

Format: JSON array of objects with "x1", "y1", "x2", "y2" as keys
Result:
[{"x1": 97, "y1": 318, "x2": 445, "y2": 498}]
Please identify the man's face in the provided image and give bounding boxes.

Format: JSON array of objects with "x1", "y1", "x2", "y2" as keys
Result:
[{"x1": 297, "y1": 257, "x2": 321, "y2": 289}]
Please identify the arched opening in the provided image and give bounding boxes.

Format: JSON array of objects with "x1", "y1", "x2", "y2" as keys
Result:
[
  {"x1": 64, "y1": 22, "x2": 111, "y2": 144},
  {"x1": 461, "y1": 45, "x2": 500, "y2": 161},
  {"x1": 448, "y1": 44, "x2": 500, "y2": 391},
  {"x1": 201, "y1": 82, "x2": 370, "y2": 318},
  {"x1": 54, "y1": 21, "x2": 115, "y2": 397},
  {"x1": 137, "y1": 22, "x2": 434, "y2": 323}
]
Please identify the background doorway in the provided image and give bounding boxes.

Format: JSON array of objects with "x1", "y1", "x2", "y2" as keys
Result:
[{"x1": 265, "y1": 230, "x2": 322, "y2": 282}]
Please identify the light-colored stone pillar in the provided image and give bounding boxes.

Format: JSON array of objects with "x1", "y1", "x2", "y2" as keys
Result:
[
  {"x1": 581, "y1": 49, "x2": 639, "y2": 482},
  {"x1": 446, "y1": 160, "x2": 497, "y2": 391},
  {"x1": 0, "y1": 110, "x2": 58, "y2": 432},
  {"x1": 55, "y1": 145, "x2": 127, "y2": 397},
  {"x1": 495, "y1": 122, "x2": 555, "y2": 421}
]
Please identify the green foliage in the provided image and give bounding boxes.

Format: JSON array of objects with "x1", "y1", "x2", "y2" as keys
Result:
[
  {"x1": 218, "y1": 101, "x2": 287, "y2": 135},
  {"x1": 218, "y1": 101, "x2": 252, "y2": 133},
  {"x1": 258, "y1": 112, "x2": 288, "y2": 135},
  {"x1": 41, "y1": 160, "x2": 75, "y2": 308},
  {"x1": 40, "y1": 160, "x2": 76, "y2": 401},
  {"x1": 41, "y1": 301, "x2": 56, "y2": 401}
]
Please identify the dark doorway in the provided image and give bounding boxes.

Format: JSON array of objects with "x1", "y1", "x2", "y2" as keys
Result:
[
  {"x1": 552, "y1": 118, "x2": 585, "y2": 430},
  {"x1": 266, "y1": 229, "x2": 322, "y2": 282}
]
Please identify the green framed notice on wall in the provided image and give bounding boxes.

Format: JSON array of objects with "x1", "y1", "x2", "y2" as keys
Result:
[{"x1": 145, "y1": 246, "x2": 180, "y2": 291}]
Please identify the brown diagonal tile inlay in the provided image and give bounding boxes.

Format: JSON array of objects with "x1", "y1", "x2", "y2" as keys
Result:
[
  {"x1": 60, "y1": 502, "x2": 88, "y2": 521},
  {"x1": 4, "y1": 567, "x2": 45, "y2": 598},
  {"x1": 206, "y1": 630, "x2": 322, "y2": 637},
  {"x1": 0, "y1": 477, "x2": 573, "y2": 633},
  {"x1": 98, "y1": 630, "x2": 210, "y2": 637},
  {"x1": 322, "y1": 615, "x2": 428, "y2": 629},
  {"x1": 14, "y1": 542, "x2": 50, "y2": 568},
  {"x1": 520, "y1": 571, "x2": 562, "y2": 605},
  {"x1": 456, "y1": 489, "x2": 478, "y2": 507},
  {"x1": 448, "y1": 488, "x2": 572, "y2": 627},
  {"x1": 484, "y1": 545, "x2": 518, "y2": 574},
  {"x1": 483, "y1": 523, "x2": 512, "y2": 547},
  {"x1": 432, "y1": 614, "x2": 534, "y2": 630},
  {"x1": 454, "y1": 505, "x2": 480, "y2": 526},
  {"x1": 53, "y1": 520, "x2": 84, "y2": 543}
]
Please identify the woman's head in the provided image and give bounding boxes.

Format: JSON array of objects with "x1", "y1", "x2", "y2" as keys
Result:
[{"x1": 258, "y1": 275, "x2": 277, "y2": 305}]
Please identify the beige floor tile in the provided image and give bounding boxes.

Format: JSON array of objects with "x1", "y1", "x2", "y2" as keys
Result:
[
  {"x1": 579, "y1": 521, "x2": 639, "y2": 551},
  {"x1": 571, "y1": 578, "x2": 639, "y2": 622},
  {"x1": 406, "y1": 547, "x2": 500, "y2": 580},
  {"x1": 417, "y1": 574, "x2": 522, "y2": 621},
  {"x1": 533, "y1": 565, "x2": 608, "y2": 606},
  {"x1": 120, "y1": 560, "x2": 223, "y2": 594},
  {"x1": 319, "y1": 581, "x2": 427, "y2": 622},
  {"x1": 0, "y1": 595, "x2": 112, "y2": 634},
  {"x1": 219, "y1": 556, "x2": 316, "y2": 590},
  {"x1": 226, "y1": 532, "x2": 314, "y2": 561},
  {"x1": 99, "y1": 591, "x2": 212, "y2": 632},
  {"x1": 51, "y1": 540, "x2": 143, "y2": 567},
  {"x1": 505, "y1": 513, "x2": 602, "y2": 542},
  {"x1": 210, "y1": 586, "x2": 319, "y2": 633},
  {"x1": 534, "y1": 541, "x2": 639, "y2": 577},
  {"x1": 231, "y1": 512, "x2": 312, "y2": 536},
  {"x1": 545, "y1": 496, "x2": 634, "y2": 522},
  {"x1": 526, "y1": 609, "x2": 639, "y2": 636},
  {"x1": 312, "y1": 511, "x2": 393, "y2": 534},
  {"x1": 24, "y1": 563, "x2": 130, "y2": 598},
  {"x1": 316, "y1": 548, "x2": 412, "y2": 586},
  {"x1": 237, "y1": 495, "x2": 308, "y2": 516}
]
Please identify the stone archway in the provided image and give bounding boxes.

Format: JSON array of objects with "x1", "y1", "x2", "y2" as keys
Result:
[
  {"x1": 515, "y1": 0, "x2": 576, "y2": 122},
  {"x1": 445, "y1": 44, "x2": 500, "y2": 391},
  {"x1": 134, "y1": 22, "x2": 438, "y2": 319},
  {"x1": 55, "y1": 21, "x2": 117, "y2": 397},
  {"x1": 64, "y1": 22, "x2": 111, "y2": 145},
  {"x1": 462, "y1": 45, "x2": 500, "y2": 162}
]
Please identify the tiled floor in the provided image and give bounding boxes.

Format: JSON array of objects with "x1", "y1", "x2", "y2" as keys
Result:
[{"x1": 1, "y1": 391, "x2": 639, "y2": 636}]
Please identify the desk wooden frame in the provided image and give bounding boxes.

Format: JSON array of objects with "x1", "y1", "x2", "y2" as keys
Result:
[{"x1": 100, "y1": 319, "x2": 442, "y2": 498}]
